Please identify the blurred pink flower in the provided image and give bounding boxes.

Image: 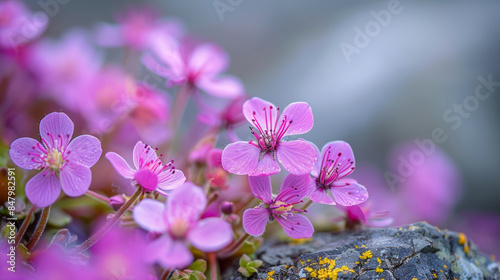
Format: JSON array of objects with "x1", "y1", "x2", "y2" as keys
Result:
[
  {"x1": 106, "y1": 140, "x2": 185, "y2": 194},
  {"x1": 0, "y1": 0, "x2": 48, "y2": 49},
  {"x1": 309, "y1": 141, "x2": 368, "y2": 206},
  {"x1": 29, "y1": 29, "x2": 102, "y2": 111},
  {"x1": 91, "y1": 228, "x2": 155, "y2": 279},
  {"x1": 30, "y1": 247, "x2": 95, "y2": 280},
  {"x1": 133, "y1": 183, "x2": 233, "y2": 269},
  {"x1": 197, "y1": 94, "x2": 248, "y2": 129},
  {"x1": 388, "y1": 142, "x2": 462, "y2": 225},
  {"x1": 143, "y1": 36, "x2": 244, "y2": 98},
  {"x1": 95, "y1": 6, "x2": 183, "y2": 50},
  {"x1": 9, "y1": 112, "x2": 102, "y2": 207},
  {"x1": 222, "y1": 97, "x2": 317, "y2": 176},
  {"x1": 452, "y1": 212, "x2": 500, "y2": 257},
  {"x1": 243, "y1": 174, "x2": 314, "y2": 239}
]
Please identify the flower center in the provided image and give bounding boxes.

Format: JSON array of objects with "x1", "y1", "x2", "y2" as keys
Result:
[
  {"x1": 272, "y1": 201, "x2": 293, "y2": 213},
  {"x1": 45, "y1": 148, "x2": 64, "y2": 171},
  {"x1": 317, "y1": 147, "x2": 354, "y2": 188},
  {"x1": 170, "y1": 218, "x2": 190, "y2": 239},
  {"x1": 249, "y1": 105, "x2": 293, "y2": 152}
]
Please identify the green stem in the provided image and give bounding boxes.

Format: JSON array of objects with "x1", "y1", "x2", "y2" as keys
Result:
[
  {"x1": 75, "y1": 187, "x2": 142, "y2": 253},
  {"x1": 219, "y1": 233, "x2": 250, "y2": 258},
  {"x1": 85, "y1": 190, "x2": 110, "y2": 205},
  {"x1": 14, "y1": 205, "x2": 37, "y2": 247},
  {"x1": 26, "y1": 206, "x2": 51, "y2": 252}
]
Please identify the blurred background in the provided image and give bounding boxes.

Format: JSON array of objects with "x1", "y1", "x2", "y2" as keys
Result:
[{"x1": 5, "y1": 0, "x2": 500, "y2": 253}]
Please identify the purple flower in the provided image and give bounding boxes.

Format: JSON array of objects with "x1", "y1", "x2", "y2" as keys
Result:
[
  {"x1": 106, "y1": 141, "x2": 185, "y2": 194},
  {"x1": 143, "y1": 37, "x2": 244, "y2": 98},
  {"x1": 133, "y1": 183, "x2": 233, "y2": 269},
  {"x1": 309, "y1": 141, "x2": 368, "y2": 206},
  {"x1": 9, "y1": 112, "x2": 102, "y2": 207},
  {"x1": 28, "y1": 29, "x2": 102, "y2": 111},
  {"x1": 0, "y1": 0, "x2": 48, "y2": 49},
  {"x1": 242, "y1": 174, "x2": 314, "y2": 239},
  {"x1": 95, "y1": 6, "x2": 183, "y2": 50},
  {"x1": 222, "y1": 97, "x2": 317, "y2": 176}
]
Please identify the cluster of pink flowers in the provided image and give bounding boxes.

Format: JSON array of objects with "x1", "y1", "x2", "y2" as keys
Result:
[{"x1": 1, "y1": 1, "x2": 477, "y2": 279}]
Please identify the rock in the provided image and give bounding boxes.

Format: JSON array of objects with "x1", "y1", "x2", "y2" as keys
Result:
[{"x1": 226, "y1": 222, "x2": 500, "y2": 280}]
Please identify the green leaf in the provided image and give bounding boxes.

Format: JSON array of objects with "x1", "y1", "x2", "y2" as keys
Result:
[
  {"x1": 238, "y1": 267, "x2": 251, "y2": 278},
  {"x1": 47, "y1": 207, "x2": 72, "y2": 227},
  {"x1": 239, "y1": 254, "x2": 251, "y2": 267},
  {"x1": 188, "y1": 259, "x2": 207, "y2": 273},
  {"x1": 247, "y1": 267, "x2": 258, "y2": 274},
  {"x1": 252, "y1": 260, "x2": 263, "y2": 268}
]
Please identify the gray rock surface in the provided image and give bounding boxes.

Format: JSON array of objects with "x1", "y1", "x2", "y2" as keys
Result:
[{"x1": 227, "y1": 222, "x2": 500, "y2": 280}]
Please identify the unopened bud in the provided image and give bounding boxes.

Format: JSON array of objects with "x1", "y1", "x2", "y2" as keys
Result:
[
  {"x1": 220, "y1": 201, "x2": 235, "y2": 215},
  {"x1": 109, "y1": 195, "x2": 126, "y2": 211}
]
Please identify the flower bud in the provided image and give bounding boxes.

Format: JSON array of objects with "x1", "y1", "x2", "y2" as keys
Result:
[
  {"x1": 109, "y1": 195, "x2": 126, "y2": 211},
  {"x1": 220, "y1": 201, "x2": 235, "y2": 215}
]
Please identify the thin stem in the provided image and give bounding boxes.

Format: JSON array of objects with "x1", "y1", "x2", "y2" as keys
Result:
[
  {"x1": 218, "y1": 233, "x2": 250, "y2": 259},
  {"x1": 164, "y1": 84, "x2": 191, "y2": 155},
  {"x1": 300, "y1": 199, "x2": 313, "y2": 210},
  {"x1": 75, "y1": 187, "x2": 142, "y2": 253},
  {"x1": 160, "y1": 269, "x2": 172, "y2": 280},
  {"x1": 14, "y1": 205, "x2": 37, "y2": 247},
  {"x1": 85, "y1": 190, "x2": 110, "y2": 205},
  {"x1": 26, "y1": 206, "x2": 51, "y2": 252},
  {"x1": 209, "y1": 253, "x2": 219, "y2": 280}
]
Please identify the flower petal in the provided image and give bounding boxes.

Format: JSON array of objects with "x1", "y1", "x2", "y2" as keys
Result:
[
  {"x1": 277, "y1": 140, "x2": 317, "y2": 175},
  {"x1": 25, "y1": 172, "x2": 61, "y2": 207},
  {"x1": 196, "y1": 75, "x2": 244, "y2": 98},
  {"x1": 105, "y1": 152, "x2": 135, "y2": 179},
  {"x1": 157, "y1": 239, "x2": 193, "y2": 269},
  {"x1": 331, "y1": 180, "x2": 369, "y2": 206},
  {"x1": 39, "y1": 112, "x2": 74, "y2": 149},
  {"x1": 248, "y1": 176, "x2": 273, "y2": 204},
  {"x1": 275, "y1": 174, "x2": 312, "y2": 204},
  {"x1": 242, "y1": 97, "x2": 276, "y2": 130},
  {"x1": 305, "y1": 140, "x2": 321, "y2": 178},
  {"x1": 309, "y1": 187, "x2": 336, "y2": 205},
  {"x1": 242, "y1": 207, "x2": 271, "y2": 237},
  {"x1": 321, "y1": 141, "x2": 356, "y2": 179},
  {"x1": 157, "y1": 169, "x2": 186, "y2": 193},
  {"x1": 9, "y1": 137, "x2": 43, "y2": 169},
  {"x1": 275, "y1": 214, "x2": 314, "y2": 239},
  {"x1": 346, "y1": 205, "x2": 367, "y2": 223},
  {"x1": 134, "y1": 169, "x2": 158, "y2": 192},
  {"x1": 221, "y1": 141, "x2": 260, "y2": 175},
  {"x1": 188, "y1": 218, "x2": 232, "y2": 252},
  {"x1": 279, "y1": 102, "x2": 313, "y2": 136},
  {"x1": 59, "y1": 162, "x2": 92, "y2": 197},
  {"x1": 188, "y1": 43, "x2": 228, "y2": 77},
  {"x1": 133, "y1": 199, "x2": 167, "y2": 233},
  {"x1": 167, "y1": 182, "x2": 206, "y2": 224},
  {"x1": 66, "y1": 135, "x2": 102, "y2": 167},
  {"x1": 249, "y1": 153, "x2": 281, "y2": 176},
  {"x1": 133, "y1": 141, "x2": 158, "y2": 170}
]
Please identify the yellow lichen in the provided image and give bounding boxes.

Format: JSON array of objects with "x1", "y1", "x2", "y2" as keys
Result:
[
  {"x1": 376, "y1": 267, "x2": 383, "y2": 273},
  {"x1": 267, "y1": 271, "x2": 275, "y2": 276},
  {"x1": 359, "y1": 250, "x2": 373, "y2": 260},
  {"x1": 444, "y1": 265, "x2": 447, "y2": 268},
  {"x1": 458, "y1": 232, "x2": 467, "y2": 245}
]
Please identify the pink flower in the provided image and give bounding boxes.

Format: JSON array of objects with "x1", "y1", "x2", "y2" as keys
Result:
[
  {"x1": 222, "y1": 97, "x2": 317, "y2": 176},
  {"x1": 106, "y1": 141, "x2": 185, "y2": 194},
  {"x1": 0, "y1": 0, "x2": 48, "y2": 49},
  {"x1": 143, "y1": 37, "x2": 244, "y2": 98},
  {"x1": 308, "y1": 141, "x2": 369, "y2": 206},
  {"x1": 342, "y1": 204, "x2": 394, "y2": 228},
  {"x1": 95, "y1": 6, "x2": 183, "y2": 50},
  {"x1": 133, "y1": 183, "x2": 233, "y2": 269},
  {"x1": 9, "y1": 112, "x2": 102, "y2": 207},
  {"x1": 28, "y1": 29, "x2": 102, "y2": 111},
  {"x1": 242, "y1": 174, "x2": 314, "y2": 239},
  {"x1": 91, "y1": 228, "x2": 155, "y2": 279},
  {"x1": 197, "y1": 94, "x2": 247, "y2": 129}
]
